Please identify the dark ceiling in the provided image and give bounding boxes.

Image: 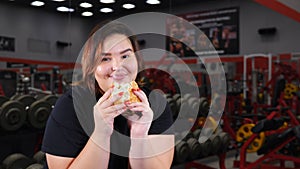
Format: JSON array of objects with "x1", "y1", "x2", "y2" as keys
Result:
[{"x1": 1, "y1": 0, "x2": 201, "y2": 19}]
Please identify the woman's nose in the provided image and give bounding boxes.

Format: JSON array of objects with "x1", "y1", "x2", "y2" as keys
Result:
[{"x1": 112, "y1": 58, "x2": 122, "y2": 71}]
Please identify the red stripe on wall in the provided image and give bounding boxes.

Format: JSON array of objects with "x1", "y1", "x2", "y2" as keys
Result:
[{"x1": 254, "y1": 0, "x2": 300, "y2": 23}]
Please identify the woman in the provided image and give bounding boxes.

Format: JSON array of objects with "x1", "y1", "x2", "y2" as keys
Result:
[{"x1": 42, "y1": 21, "x2": 175, "y2": 169}]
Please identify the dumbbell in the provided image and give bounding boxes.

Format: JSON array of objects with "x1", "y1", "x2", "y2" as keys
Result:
[
  {"x1": 198, "y1": 128, "x2": 213, "y2": 157},
  {"x1": 187, "y1": 97, "x2": 200, "y2": 116},
  {"x1": 26, "y1": 163, "x2": 43, "y2": 169},
  {"x1": 199, "y1": 97, "x2": 209, "y2": 116},
  {"x1": 165, "y1": 97, "x2": 177, "y2": 119},
  {"x1": 11, "y1": 94, "x2": 51, "y2": 129},
  {"x1": 2, "y1": 153, "x2": 35, "y2": 169},
  {"x1": 27, "y1": 100, "x2": 51, "y2": 129},
  {"x1": 174, "y1": 140, "x2": 190, "y2": 164},
  {"x1": 174, "y1": 132, "x2": 190, "y2": 164},
  {"x1": 193, "y1": 128, "x2": 201, "y2": 139},
  {"x1": 33, "y1": 151, "x2": 46, "y2": 165},
  {"x1": 176, "y1": 97, "x2": 189, "y2": 119},
  {"x1": 218, "y1": 132, "x2": 231, "y2": 154},
  {"x1": 209, "y1": 133, "x2": 222, "y2": 155},
  {"x1": 180, "y1": 130, "x2": 201, "y2": 161},
  {"x1": 12, "y1": 95, "x2": 36, "y2": 111},
  {"x1": 41, "y1": 95, "x2": 58, "y2": 109},
  {"x1": 0, "y1": 96, "x2": 26, "y2": 131}
]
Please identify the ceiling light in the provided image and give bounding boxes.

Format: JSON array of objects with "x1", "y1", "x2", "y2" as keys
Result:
[
  {"x1": 80, "y1": 2, "x2": 93, "y2": 8},
  {"x1": 52, "y1": 0, "x2": 66, "y2": 2},
  {"x1": 146, "y1": 0, "x2": 160, "y2": 5},
  {"x1": 82, "y1": 11, "x2": 93, "y2": 16},
  {"x1": 100, "y1": 0, "x2": 115, "y2": 4},
  {"x1": 31, "y1": 1, "x2": 45, "y2": 7},
  {"x1": 100, "y1": 7, "x2": 113, "y2": 13},
  {"x1": 122, "y1": 3, "x2": 135, "y2": 9},
  {"x1": 31, "y1": 1, "x2": 45, "y2": 6},
  {"x1": 57, "y1": 6, "x2": 75, "y2": 12}
]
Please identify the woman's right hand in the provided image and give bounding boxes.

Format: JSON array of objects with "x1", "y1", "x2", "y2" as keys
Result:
[{"x1": 91, "y1": 88, "x2": 127, "y2": 142}]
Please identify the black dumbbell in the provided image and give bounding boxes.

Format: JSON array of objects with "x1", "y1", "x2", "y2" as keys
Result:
[
  {"x1": 41, "y1": 95, "x2": 58, "y2": 109},
  {"x1": 27, "y1": 100, "x2": 51, "y2": 129},
  {"x1": 218, "y1": 132, "x2": 231, "y2": 154},
  {"x1": 2, "y1": 153, "x2": 35, "y2": 169},
  {"x1": 33, "y1": 151, "x2": 46, "y2": 164},
  {"x1": 12, "y1": 95, "x2": 36, "y2": 111},
  {"x1": 186, "y1": 137, "x2": 201, "y2": 160},
  {"x1": 26, "y1": 163, "x2": 43, "y2": 169},
  {"x1": 174, "y1": 141, "x2": 190, "y2": 164},
  {"x1": 0, "y1": 96, "x2": 26, "y2": 131}
]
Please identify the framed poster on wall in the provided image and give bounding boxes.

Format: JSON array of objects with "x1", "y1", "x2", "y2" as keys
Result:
[
  {"x1": 166, "y1": 7, "x2": 239, "y2": 57},
  {"x1": 0, "y1": 36, "x2": 15, "y2": 52}
]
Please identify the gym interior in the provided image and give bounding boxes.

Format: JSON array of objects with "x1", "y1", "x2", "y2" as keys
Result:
[{"x1": 0, "y1": 0, "x2": 300, "y2": 168}]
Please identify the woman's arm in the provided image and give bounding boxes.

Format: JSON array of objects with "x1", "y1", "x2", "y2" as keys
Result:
[
  {"x1": 45, "y1": 88, "x2": 127, "y2": 169},
  {"x1": 129, "y1": 135, "x2": 174, "y2": 169},
  {"x1": 46, "y1": 133, "x2": 110, "y2": 169}
]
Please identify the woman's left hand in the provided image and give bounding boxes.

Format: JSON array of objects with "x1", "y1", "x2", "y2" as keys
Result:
[{"x1": 126, "y1": 89, "x2": 153, "y2": 138}]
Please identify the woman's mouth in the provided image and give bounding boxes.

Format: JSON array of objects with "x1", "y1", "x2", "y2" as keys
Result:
[{"x1": 111, "y1": 74, "x2": 126, "y2": 81}]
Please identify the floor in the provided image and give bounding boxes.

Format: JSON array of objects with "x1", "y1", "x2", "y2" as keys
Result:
[{"x1": 171, "y1": 150, "x2": 297, "y2": 169}]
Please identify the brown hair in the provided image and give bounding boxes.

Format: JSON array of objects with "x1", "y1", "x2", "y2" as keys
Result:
[{"x1": 80, "y1": 21, "x2": 144, "y2": 95}]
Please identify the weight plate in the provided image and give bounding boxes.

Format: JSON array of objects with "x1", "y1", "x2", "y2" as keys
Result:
[
  {"x1": 42, "y1": 95, "x2": 58, "y2": 107},
  {"x1": 0, "y1": 96, "x2": 9, "y2": 106},
  {"x1": 33, "y1": 151, "x2": 46, "y2": 164},
  {"x1": 28, "y1": 100, "x2": 51, "y2": 129},
  {"x1": 218, "y1": 132, "x2": 231, "y2": 153},
  {"x1": 26, "y1": 163, "x2": 43, "y2": 169},
  {"x1": 187, "y1": 138, "x2": 201, "y2": 160},
  {"x1": 10, "y1": 94, "x2": 20, "y2": 101},
  {"x1": 209, "y1": 134, "x2": 222, "y2": 155},
  {"x1": 3, "y1": 153, "x2": 35, "y2": 169},
  {"x1": 175, "y1": 141, "x2": 190, "y2": 164},
  {"x1": 199, "y1": 137, "x2": 212, "y2": 157},
  {"x1": 0, "y1": 101, "x2": 26, "y2": 131},
  {"x1": 15, "y1": 95, "x2": 36, "y2": 110}
]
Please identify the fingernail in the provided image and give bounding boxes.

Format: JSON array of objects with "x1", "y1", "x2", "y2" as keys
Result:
[{"x1": 125, "y1": 101, "x2": 130, "y2": 105}]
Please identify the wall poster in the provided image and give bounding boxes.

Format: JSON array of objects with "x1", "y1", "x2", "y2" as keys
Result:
[
  {"x1": 0, "y1": 36, "x2": 15, "y2": 52},
  {"x1": 167, "y1": 7, "x2": 239, "y2": 57}
]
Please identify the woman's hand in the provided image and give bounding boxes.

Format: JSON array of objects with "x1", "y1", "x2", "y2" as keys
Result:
[
  {"x1": 126, "y1": 89, "x2": 154, "y2": 138},
  {"x1": 92, "y1": 88, "x2": 127, "y2": 140}
]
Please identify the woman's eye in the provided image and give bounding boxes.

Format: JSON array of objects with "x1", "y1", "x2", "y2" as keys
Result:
[
  {"x1": 122, "y1": 55, "x2": 129, "y2": 59},
  {"x1": 101, "y1": 57, "x2": 110, "y2": 62}
]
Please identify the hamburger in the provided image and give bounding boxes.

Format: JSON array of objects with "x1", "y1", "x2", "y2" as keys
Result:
[
  {"x1": 111, "y1": 81, "x2": 142, "y2": 117},
  {"x1": 111, "y1": 81, "x2": 141, "y2": 104}
]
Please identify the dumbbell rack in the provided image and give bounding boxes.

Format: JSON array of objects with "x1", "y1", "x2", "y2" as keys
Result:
[
  {"x1": 0, "y1": 94, "x2": 57, "y2": 163},
  {"x1": 0, "y1": 127, "x2": 44, "y2": 162}
]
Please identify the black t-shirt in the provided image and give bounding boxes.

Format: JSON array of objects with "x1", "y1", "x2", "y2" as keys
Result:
[{"x1": 42, "y1": 85, "x2": 174, "y2": 169}]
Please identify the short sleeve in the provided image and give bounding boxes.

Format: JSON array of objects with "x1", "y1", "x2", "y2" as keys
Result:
[
  {"x1": 147, "y1": 89, "x2": 174, "y2": 135},
  {"x1": 41, "y1": 90, "x2": 89, "y2": 157}
]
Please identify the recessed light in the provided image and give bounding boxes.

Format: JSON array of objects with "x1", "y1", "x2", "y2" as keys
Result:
[
  {"x1": 99, "y1": 0, "x2": 115, "y2": 4},
  {"x1": 57, "y1": 6, "x2": 75, "y2": 12},
  {"x1": 146, "y1": 0, "x2": 160, "y2": 5},
  {"x1": 82, "y1": 11, "x2": 93, "y2": 16},
  {"x1": 52, "y1": 0, "x2": 66, "y2": 2},
  {"x1": 30, "y1": 1, "x2": 45, "y2": 7},
  {"x1": 80, "y1": 2, "x2": 93, "y2": 8},
  {"x1": 122, "y1": 3, "x2": 135, "y2": 9},
  {"x1": 100, "y1": 7, "x2": 113, "y2": 13}
]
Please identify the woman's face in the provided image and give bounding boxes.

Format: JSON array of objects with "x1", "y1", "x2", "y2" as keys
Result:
[{"x1": 95, "y1": 34, "x2": 138, "y2": 92}]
